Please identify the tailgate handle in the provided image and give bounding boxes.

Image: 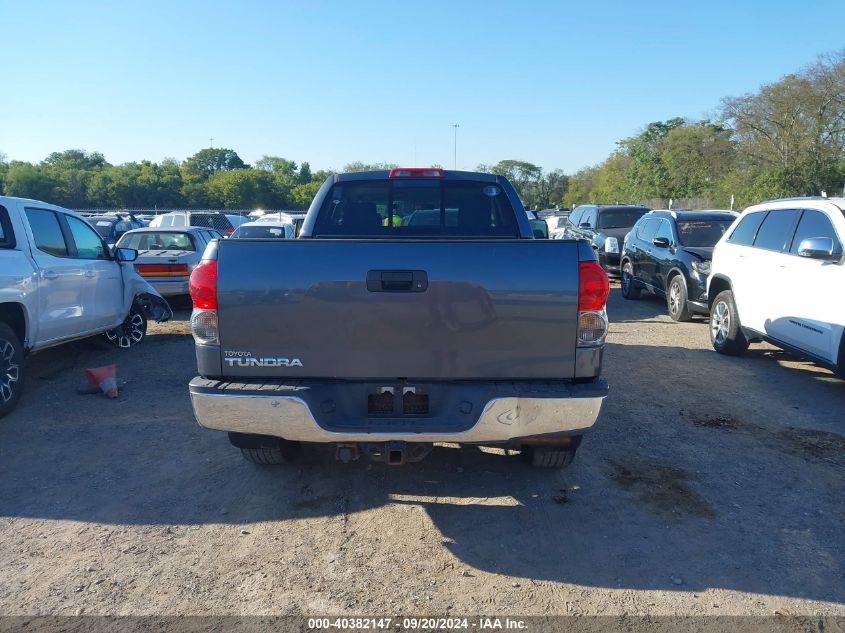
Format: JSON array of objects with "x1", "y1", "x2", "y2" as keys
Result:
[{"x1": 367, "y1": 270, "x2": 428, "y2": 292}]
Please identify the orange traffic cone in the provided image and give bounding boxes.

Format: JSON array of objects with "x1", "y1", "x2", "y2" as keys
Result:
[{"x1": 85, "y1": 364, "x2": 119, "y2": 399}]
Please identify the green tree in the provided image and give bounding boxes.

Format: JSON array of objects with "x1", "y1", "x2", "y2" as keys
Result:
[
  {"x1": 562, "y1": 166, "x2": 598, "y2": 208},
  {"x1": 590, "y1": 152, "x2": 631, "y2": 203},
  {"x1": 297, "y1": 161, "x2": 312, "y2": 184},
  {"x1": 87, "y1": 160, "x2": 186, "y2": 208},
  {"x1": 722, "y1": 51, "x2": 845, "y2": 197},
  {"x1": 183, "y1": 148, "x2": 246, "y2": 179},
  {"x1": 619, "y1": 118, "x2": 684, "y2": 199},
  {"x1": 206, "y1": 169, "x2": 282, "y2": 209},
  {"x1": 255, "y1": 156, "x2": 297, "y2": 179},
  {"x1": 478, "y1": 160, "x2": 544, "y2": 207},
  {"x1": 661, "y1": 123, "x2": 736, "y2": 198},
  {"x1": 290, "y1": 180, "x2": 322, "y2": 209},
  {"x1": 3, "y1": 162, "x2": 62, "y2": 202},
  {"x1": 342, "y1": 161, "x2": 397, "y2": 172},
  {"x1": 0, "y1": 152, "x2": 8, "y2": 194},
  {"x1": 146, "y1": 159, "x2": 185, "y2": 208},
  {"x1": 533, "y1": 169, "x2": 569, "y2": 208},
  {"x1": 37, "y1": 149, "x2": 110, "y2": 207}
]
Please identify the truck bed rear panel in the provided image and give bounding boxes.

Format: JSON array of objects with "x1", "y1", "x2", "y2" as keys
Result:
[{"x1": 216, "y1": 239, "x2": 579, "y2": 380}]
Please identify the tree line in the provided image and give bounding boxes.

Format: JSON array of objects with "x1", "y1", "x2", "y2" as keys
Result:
[
  {"x1": 2, "y1": 50, "x2": 844, "y2": 211},
  {"x1": 562, "y1": 50, "x2": 845, "y2": 209},
  {"x1": 0, "y1": 148, "x2": 331, "y2": 210}
]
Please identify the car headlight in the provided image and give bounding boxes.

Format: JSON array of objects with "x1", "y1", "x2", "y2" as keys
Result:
[
  {"x1": 692, "y1": 260, "x2": 711, "y2": 275},
  {"x1": 604, "y1": 237, "x2": 619, "y2": 253}
]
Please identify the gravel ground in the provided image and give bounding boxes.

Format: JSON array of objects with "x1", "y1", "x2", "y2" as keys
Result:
[{"x1": 0, "y1": 285, "x2": 843, "y2": 616}]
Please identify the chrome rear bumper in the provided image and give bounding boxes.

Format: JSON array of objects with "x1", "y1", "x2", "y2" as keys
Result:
[
  {"x1": 148, "y1": 279, "x2": 190, "y2": 297},
  {"x1": 189, "y1": 378, "x2": 606, "y2": 443}
]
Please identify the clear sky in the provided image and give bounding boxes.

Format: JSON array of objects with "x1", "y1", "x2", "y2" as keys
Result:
[{"x1": 2, "y1": 0, "x2": 843, "y2": 174}]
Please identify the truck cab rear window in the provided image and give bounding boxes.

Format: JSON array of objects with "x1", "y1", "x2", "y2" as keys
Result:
[{"x1": 313, "y1": 180, "x2": 518, "y2": 238}]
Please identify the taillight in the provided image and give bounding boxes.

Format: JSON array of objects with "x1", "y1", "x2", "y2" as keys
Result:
[
  {"x1": 577, "y1": 260, "x2": 609, "y2": 347},
  {"x1": 134, "y1": 263, "x2": 189, "y2": 277},
  {"x1": 388, "y1": 168, "x2": 444, "y2": 178},
  {"x1": 191, "y1": 309, "x2": 219, "y2": 344},
  {"x1": 223, "y1": 226, "x2": 235, "y2": 235},
  {"x1": 578, "y1": 261, "x2": 609, "y2": 311},
  {"x1": 189, "y1": 260, "x2": 217, "y2": 310},
  {"x1": 190, "y1": 259, "x2": 218, "y2": 344}
]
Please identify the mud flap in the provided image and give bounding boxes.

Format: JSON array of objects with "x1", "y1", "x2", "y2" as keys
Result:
[{"x1": 119, "y1": 262, "x2": 174, "y2": 323}]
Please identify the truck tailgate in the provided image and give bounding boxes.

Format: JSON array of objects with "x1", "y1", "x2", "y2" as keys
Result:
[{"x1": 216, "y1": 239, "x2": 580, "y2": 380}]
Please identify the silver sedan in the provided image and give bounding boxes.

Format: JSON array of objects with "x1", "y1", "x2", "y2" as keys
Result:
[{"x1": 115, "y1": 227, "x2": 222, "y2": 297}]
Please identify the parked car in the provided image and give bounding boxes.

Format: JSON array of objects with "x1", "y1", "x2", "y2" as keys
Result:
[
  {"x1": 116, "y1": 227, "x2": 223, "y2": 297},
  {"x1": 88, "y1": 213, "x2": 145, "y2": 245},
  {"x1": 188, "y1": 168, "x2": 609, "y2": 469},
  {"x1": 230, "y1": 221, "x2": 294, "y2": 239},
  {"x1": 620, "y1": 210, "x2": 736, "y2": 321},
  {"x1": 149, "y1": 211, "x2": 234, "y2": 235},
  {"x1": 226, "y1": 214, "x2": 250, "y2": 231},
  {"x1": 708, "y1": 197, "x2": 845, "y2": 378},
  {"x1": 545, "y1": 214, "x2": 569, "y2": 239},
  {"x1": 0, "y1": 196, "x2": 173, "y2": 418},
  {"x1": 254, "y1": 211, "x2": 307, "y2": 237},
  {"x1": 565, "y1": 204, "x2": 651, "y2": 274}
]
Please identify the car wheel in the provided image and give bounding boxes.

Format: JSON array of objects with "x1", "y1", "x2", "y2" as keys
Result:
[
  {"x1": 104, "y1": 309, "x2": 147, "y2": 348},
  {"x1": 621, "y1": 262, "x2": 641, "y2": 299},
  {"x1": 667, "y1": 276, "x2": 692, "y2": 322},
  {"x1": 0, "y1": 323, "x2": 24, "y2": 419},
  {"x1": 240, "y1": 439, "x2": 300, "y2": 465},
  {"x1": 709, "y1": 290, "x2": 749, "y2": 356}
]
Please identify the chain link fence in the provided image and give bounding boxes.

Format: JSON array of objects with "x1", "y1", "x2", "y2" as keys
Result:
[{"x1": 638, "y1": 197, "x2": 736, "y2": 211}]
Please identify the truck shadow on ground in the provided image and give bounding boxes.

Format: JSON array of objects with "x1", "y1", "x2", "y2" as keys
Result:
[{"x1": 0, "y1": 336, "x2": 843, "y2": 602}]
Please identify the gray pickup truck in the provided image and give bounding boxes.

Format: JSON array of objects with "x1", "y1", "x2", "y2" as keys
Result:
[{"x1": 188, "y1": 168, "x2": 609, "y2": 468}]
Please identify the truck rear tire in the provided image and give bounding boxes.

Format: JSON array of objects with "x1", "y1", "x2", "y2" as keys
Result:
[
  {"x1": 0, "y1": 323, "x2": 24, "y2": 420},
  {"x1": 239, "y1": 439, "x2": 300, "y2": 465},
  {"x1": 522, "y1": 439, "x2": 580, "y2": 469}
]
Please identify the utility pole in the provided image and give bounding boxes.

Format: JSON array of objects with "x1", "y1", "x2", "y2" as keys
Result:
[
  {"x1": 209, "y1": 137, "x2": 214, "y2": 148},
  {"x1": 451, "y1": 123, "x2": 459, "y2": 170}
]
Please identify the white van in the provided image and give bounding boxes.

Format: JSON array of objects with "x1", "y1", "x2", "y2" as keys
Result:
[{"x1": 149, "y1": 211, "x2": 234, "y2": 235}]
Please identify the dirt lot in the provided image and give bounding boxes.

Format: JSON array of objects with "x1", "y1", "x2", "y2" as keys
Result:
[{"x1": 1, "y1": 286, "x2": 843, "y2": 616}]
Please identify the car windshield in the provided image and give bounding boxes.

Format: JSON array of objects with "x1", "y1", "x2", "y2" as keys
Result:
[
  {"x1": 232, "y1": 225, "x2": 291, "y2": 239},
  {"x1": 598, "y1": 209, "x2": 648, "y2": 229},
  {"x1": 676, "y1": 220, "x2": 734, "y2": 247},
  {"x1": 313, "y1": 179, "x2": 518, "y2": 238},
  {"x1": 117, "y1": 231, "x2": 196, "y2": 251}
]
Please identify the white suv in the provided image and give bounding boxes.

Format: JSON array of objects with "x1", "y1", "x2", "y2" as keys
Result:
[{"x1": 708, "y1": 197, "x2": 845, "y2": 378}]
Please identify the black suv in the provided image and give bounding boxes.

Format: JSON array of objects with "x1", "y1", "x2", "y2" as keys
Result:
[
  {"x1": 620, "y1": 210, "x2": 736, "y2": 320},
  {"x1": 565, "y1": 204, "x2": 650, "y2": 274}
]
